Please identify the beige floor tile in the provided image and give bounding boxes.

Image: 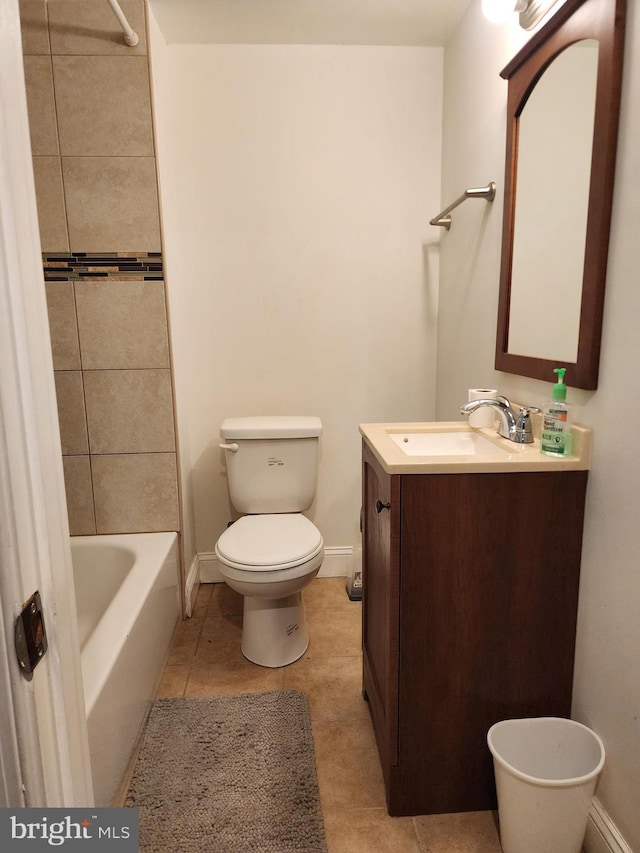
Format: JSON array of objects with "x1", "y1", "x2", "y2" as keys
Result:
[
  {"x1": 324, "y1": 808, "x2": 422, "y2": 853},
  {"x1": 304, "y1": 577, "x2": 360, "y2": 612},
  {"x1": 191, "y1": 582, "x2": 214, "y2": 618},
  {"x1": 305, "y1": 608, "x2": 362, "y2": 659},
  {"x1": 185, "y1": 658, "x2": 284, "y2": 697},
  {"x1": 195, "y1": 613, "x2": 243, "y2": 662},
  {"x1": 207, "y1": 582, "x2": 243, "y2": 617},
  {"x1": 313, "y1": 719, "x2": 385, "y2": 811},
  {"x1": 156, "y1": 665, "x2": 190, "y2": 699},
  {"x1": 284, "y1": 655, "x2": 368, "y2": 722},
  {"x1": 413, "y1": 811, "x2": 502, "y2": 853},
  {"x1": 166, "y1": 617, "x2": 204, "y2": 666}
]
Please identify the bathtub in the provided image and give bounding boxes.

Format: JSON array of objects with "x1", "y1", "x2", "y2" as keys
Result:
[{"x1": 71, "y1": 532, "x2": 180, "y2": 806}]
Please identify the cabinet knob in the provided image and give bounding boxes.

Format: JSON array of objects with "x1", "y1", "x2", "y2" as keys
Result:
[{"x1": 375, "y1": 499, "x2": 391, "y2": 513}]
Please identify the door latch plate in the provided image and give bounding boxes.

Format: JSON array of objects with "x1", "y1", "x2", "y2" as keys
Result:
[{"x1": 15, "y1": 591, "x2": 47, "y2": 681}]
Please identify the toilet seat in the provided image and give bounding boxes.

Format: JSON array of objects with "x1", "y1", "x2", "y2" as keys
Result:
[{"x1": 215, "y1": 514, "x2": 323, "y2": 572}]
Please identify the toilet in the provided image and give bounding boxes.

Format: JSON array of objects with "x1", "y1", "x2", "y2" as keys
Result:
[{"x1": 215, "y1": 416, "x2": 324, "y2": 667}]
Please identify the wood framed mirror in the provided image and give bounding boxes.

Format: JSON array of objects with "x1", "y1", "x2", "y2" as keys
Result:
[{"x1": 494, "y1": 0, "x2": 626, "y2": 389}]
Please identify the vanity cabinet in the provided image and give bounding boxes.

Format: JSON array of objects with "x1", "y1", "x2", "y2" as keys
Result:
[{"x1": 361, "y1": 440, "x2": 588, "y2": 816}]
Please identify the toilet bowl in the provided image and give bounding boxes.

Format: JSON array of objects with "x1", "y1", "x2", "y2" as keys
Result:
[{"x1": 215, "y1": 513, "x2": 324, "y2": 667}]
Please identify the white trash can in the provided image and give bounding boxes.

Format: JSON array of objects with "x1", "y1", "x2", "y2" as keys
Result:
[{"x1": 487, "y1": 717, "x2": 605, "y2": 853}]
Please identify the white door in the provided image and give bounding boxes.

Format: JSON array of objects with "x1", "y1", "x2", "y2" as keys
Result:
[
  {"x1": 0, "y1": 0, "x2": 93, "y2": 807},
  {"x1": 0, "y1": 602, "x2": 23, "y2": 806}
]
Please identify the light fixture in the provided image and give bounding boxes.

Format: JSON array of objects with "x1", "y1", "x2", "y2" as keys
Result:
[{"x1": 481, "y1": 0, "x2": 561, "y2": 30}]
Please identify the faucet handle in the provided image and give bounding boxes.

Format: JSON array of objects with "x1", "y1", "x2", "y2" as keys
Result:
[
  {"x1": 515, "y1": 406, "x2": 541, "y2": 443},
  {"x1": 518, "y1": 405, "x2": 541, "y2": 419}
]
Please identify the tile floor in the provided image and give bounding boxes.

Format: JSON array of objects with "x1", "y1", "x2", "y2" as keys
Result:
[{"x1": 156, "y1": 577, "x2": 503, "y2": 853}]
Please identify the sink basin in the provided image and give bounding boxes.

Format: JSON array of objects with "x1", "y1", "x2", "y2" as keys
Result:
[{"x1": 388, "y1": 430, "x2": 510, "y2": 457}]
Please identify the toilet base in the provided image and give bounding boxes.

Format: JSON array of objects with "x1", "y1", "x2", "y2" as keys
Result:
[{"x1": 241, "y1": 591, "x2": 309, "y2": 668}]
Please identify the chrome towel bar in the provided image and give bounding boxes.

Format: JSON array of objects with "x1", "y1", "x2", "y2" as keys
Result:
[{"x1": 430, "y1": 182, "x2": 496, "y2": 230}]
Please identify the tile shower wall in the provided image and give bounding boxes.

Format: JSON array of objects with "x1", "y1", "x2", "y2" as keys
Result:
[{"x1": 20, "y1": 0, "x2": 179, "y2": 535}]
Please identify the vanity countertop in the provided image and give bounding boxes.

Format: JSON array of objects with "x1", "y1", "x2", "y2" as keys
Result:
[{"x1": 359, "y1": 421, "x2": 592, "y2": 475}]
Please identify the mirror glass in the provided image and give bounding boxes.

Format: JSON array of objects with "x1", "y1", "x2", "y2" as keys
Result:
[{"x1": 508, "y1": 40, "x2": 598, "y2": 363}]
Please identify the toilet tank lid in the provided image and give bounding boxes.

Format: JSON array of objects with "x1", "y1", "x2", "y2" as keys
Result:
[{"x1": 220, "y1": 416, "x2": 322, "y2": 439}]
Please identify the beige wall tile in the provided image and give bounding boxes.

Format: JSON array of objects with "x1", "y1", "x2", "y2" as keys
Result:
[
  {"x1": 91, "y1": 452, "x2": 179, "y2": 533},
  {"x1": 32, "y1": 156, "x2": 69, "y2": 251},
  {"x1": 74, "y1": 280, "x2": 169, "y2": 369},
  {"x1": 54, "y1": 370, "x2": 88, "y2": 454},
  {"x1": 84, "y1": 368, "x2": 175, "y2": 453},
  {"x1": 45, "y1": 281, "x2": 80, "y2": 369},
  {"x1": 23, "y1": 56, "x2": 59, "y2": 155},
  {"x1": 53, "y1": 55, "x2": 153, "y2": 156},
  {"x1": 48, "y1": 0, "x2": 147, "y2": 55},
  {"x1": 62, "y1": 455, "x2": 96, "y2": 535},
  {"x1": 19, "y1": 0, "x2": 50, "y2": 55},
  {"x1": 63, "y1": 156, "x2": 161, "y2": 251}
]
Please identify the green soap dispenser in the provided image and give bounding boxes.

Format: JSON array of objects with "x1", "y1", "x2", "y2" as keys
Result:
[{"x1": 541, "y1": 367, "x2": 573, "y2": 456}]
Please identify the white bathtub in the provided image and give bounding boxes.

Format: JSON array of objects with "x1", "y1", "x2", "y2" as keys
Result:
[{"x1": 71, "y1": 532, "x2": 180, "y2": 806}]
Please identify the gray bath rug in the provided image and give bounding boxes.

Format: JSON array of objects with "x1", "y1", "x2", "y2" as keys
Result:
[{"x1": 125, "y1": 691, "x2": 328, "y2": 853}]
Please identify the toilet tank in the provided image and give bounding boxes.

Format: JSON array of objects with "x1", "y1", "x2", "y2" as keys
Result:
[{"x1": 220, "y1": 416, "x2": 322, "y2": 513}]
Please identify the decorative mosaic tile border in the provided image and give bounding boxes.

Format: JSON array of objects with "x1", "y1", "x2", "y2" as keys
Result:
[{"x1": 43, "y1": 252, "x2": 163, "y2": 282}]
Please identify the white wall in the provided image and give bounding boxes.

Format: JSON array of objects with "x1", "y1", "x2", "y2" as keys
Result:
[
  {"x1": 150, "y1": 40, "x2": 443, "y2": 555},
  {"x1": 439, "y1": 2, "x2": 640, "y2": 848},
  {"x1": 147, "y1": 9, "x2": 198, "y2": 580}
]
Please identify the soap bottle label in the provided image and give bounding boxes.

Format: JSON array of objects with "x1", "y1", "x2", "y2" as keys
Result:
[{"x1": 541, "y1": 408, "x2": 572, "y2": 455}]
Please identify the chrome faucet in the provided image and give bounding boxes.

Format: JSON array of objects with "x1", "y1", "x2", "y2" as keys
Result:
[{"x1": 460, "y1": 395, "x2": 540, "y2": 444}]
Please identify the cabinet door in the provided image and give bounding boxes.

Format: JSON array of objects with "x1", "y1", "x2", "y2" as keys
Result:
[
  {"x1": 397, "y1": 470, "x2": 587, "y2": 814},
  {"x1": 362, "y1": 443, "x2": 400, "y2": 770}
]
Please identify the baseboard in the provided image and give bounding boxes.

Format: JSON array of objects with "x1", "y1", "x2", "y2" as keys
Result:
[
  {"x1": 198, "y1": 545, "x2": 355, "y2": 583},
  {"x1": 320, "y1": 546, "x2": 354, "y2": 577},
  {"x1": 184, "y1": 554, "x2": 200, "y2": 616},
  {"x1": 584, "y1": 798, "x2": 633, "y2": 853},
  {"x1": 199, "y1": 551, "x2": 223, "y2": 583}
]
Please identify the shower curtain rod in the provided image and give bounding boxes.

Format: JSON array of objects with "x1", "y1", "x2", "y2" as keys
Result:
[{"x1": 106, "y1": 0, "x2": 139, "y2": 46}]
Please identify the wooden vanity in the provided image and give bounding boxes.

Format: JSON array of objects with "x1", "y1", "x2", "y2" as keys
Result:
[{"x1": 360, "y1": 422, "x2": 590, "y2": 816}]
